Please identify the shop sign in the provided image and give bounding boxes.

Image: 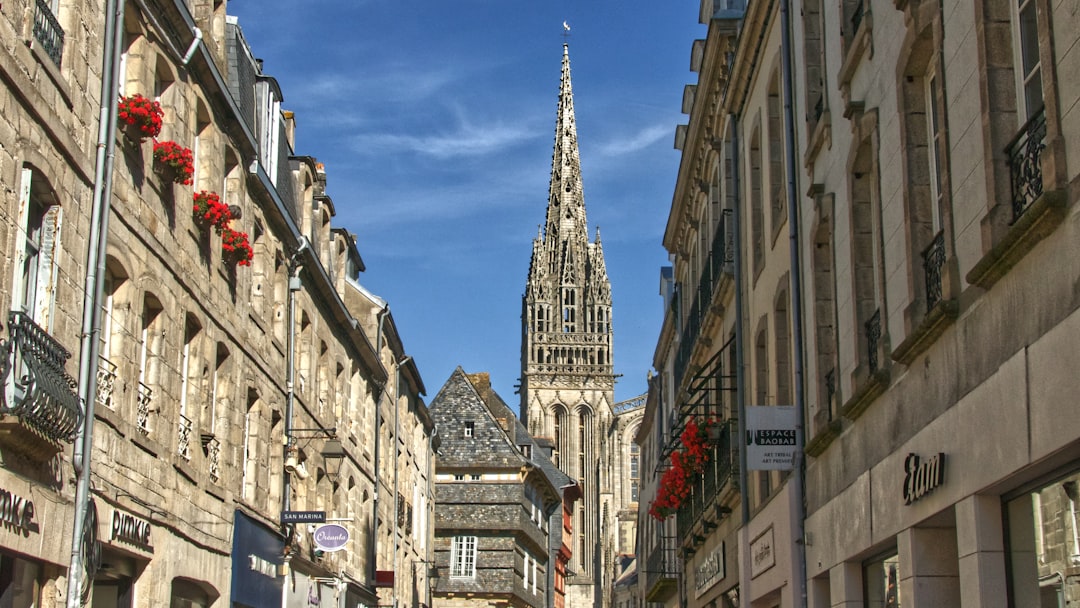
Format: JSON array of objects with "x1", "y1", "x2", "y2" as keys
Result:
[
  {"x1": 0, "y1": 488, "x2": 36, "y2": 533},
  {"x1": 750, "y1": 527, "x2": 775, "y2": 578},
  {"x1": 746, "y1": 406, "x2": 797, "y2": 470},
  {"x1": 249, "y1": 554, "x2": 276, "y2": 578},
  {"x1": 903, "y1": 452, "x2": 945, "y2": 505},
  {"x1": 111, "y1": 510, "x2": 152, "y2": 550},
  {"x1": 282, "y1": 510, "x2": 325, "y2": 524},
  {"x1": 313, "y1": 524, "x2": 349, "y2": 552},
  {"x1": 694, "y1": 542, "x2": 725, "y2": 598}
]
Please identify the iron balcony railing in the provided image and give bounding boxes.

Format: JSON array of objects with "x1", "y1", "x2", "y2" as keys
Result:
[
  {"x1": 33, "y1": 0, "x2": 65, "y2": 67},
  {"x1": 177, "y1": 414, "x2": 193, "y2": 461},
  {"x1": 674, "y1": 210, "x2": 733, "y2": 391},
  {"x1": 96, "y1": 356, "x2": 117, "y2": 410},
  {"x1": 206, "y1": 436, "x2": 221, "y2": 482},
  {"x1": 923, "y1": 231, "x2": 946, "y2": 312},
  {"x1": 136, "y1": 382, "x2": 152, "y2": 435},
  {"x1": 1007, "y1": 109, "x2": 1047, "y2": 222},
  {"x1": 676, "y1": 421, "x2": 736, "y2": 542},
  {"x1": 644, "y1": 536, "x2": 680, "y2": 596},
  {"x1": 865, "y1": 308, "x2": 882, "y2": 373},
  {"x1": 0, "y1": 311, "x2": 81, "y2": 442}
]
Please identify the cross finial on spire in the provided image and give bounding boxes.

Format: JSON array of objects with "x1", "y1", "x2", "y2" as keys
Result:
[{"x1": 562, "y1": 21, "x2": 571, "y2": 44}]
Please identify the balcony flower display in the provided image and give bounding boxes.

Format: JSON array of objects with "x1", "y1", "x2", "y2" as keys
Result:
[
  {"x1": 117, "y1": 94, "x2": 163, "y2": 140},
  {"x1": 192, "y1": 191, "x2": 231, "y2": 233},
  {"x1": 152, "y1": 140, "x2": 194, "y2": 185},
  {"x1": 648, "y1": 418, "x2": 717, "y2": 520},
  {"x1": 221, "y1": 226, "x2": 253, "y2": 267}
]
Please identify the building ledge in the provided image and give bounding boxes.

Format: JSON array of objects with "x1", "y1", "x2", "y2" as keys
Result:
[
  {"x1": 966, "y1": 189, "x2": 1067, "y2": 289},
  {"x1": 805, "y1": 419, "x2": 842, "y2": 458},
  {"x1": 891, "y1": 299, "x2": 959, "y2": 365},
  {"x1": 840, "y1": 369, "x2": 890, "y2": 421}
]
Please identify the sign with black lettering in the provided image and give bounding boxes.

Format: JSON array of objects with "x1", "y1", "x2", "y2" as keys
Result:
[
  {"x1": 112, "y1": 510, "x2": 152, "y2": 550},
  {"x1": 746, "y1": 406, "x2": 797, "y2": 470},
  {"x1": 0, "y1": 488, "x2": 36, "y2": 534},
  {"x1": 903, "y1": 452, "x2": 945, "y2": 505}
]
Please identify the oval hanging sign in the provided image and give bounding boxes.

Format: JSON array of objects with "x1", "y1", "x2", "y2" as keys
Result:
[{"x1": 313, "y1": 524, "x2": 349, "y2": 552}]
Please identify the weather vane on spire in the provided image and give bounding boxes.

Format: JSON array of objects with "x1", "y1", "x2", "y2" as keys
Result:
[{"x1": 562, "y1": 21, "x2": 571, "y2": 44}]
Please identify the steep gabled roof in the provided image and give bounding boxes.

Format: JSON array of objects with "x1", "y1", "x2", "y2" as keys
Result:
[{"x1": 428, "y1": 367, "x2": 527, "y2": 469}]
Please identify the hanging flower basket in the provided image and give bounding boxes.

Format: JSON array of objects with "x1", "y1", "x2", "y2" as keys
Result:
[
  {"x1": 117, "y1": 95, "x2": 163, "y2": 141},
  {"x1": 152, "y1": 140, "x2": 193, "y2": 185},
  {"x1": 220, "y1": 226, "x2": 254, "y2": 267},
  {"x1": 192, "y1": 191, "x2": 231, "y2": 233}
]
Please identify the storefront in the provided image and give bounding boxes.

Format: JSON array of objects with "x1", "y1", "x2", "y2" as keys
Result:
[
  {"x1": 0, "y1": 471, "x2": 68, "y2": 604},
  {"x1": 230, "y1": 510, "x2": 285, "y2": 608},
  {"x1": 92, "y1": 502, "x2": 155, "y2": 607}
]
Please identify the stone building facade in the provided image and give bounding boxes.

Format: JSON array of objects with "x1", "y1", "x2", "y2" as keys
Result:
[
  {"x1": 0, "y1": 1, "x2": 434, "y2": 606},
  {"x1": 428, "y1": 369, "x2": 567, "y2": 608},
  {"x1": 639, "y1": 0, "x2": 1080, "y2": 606}
]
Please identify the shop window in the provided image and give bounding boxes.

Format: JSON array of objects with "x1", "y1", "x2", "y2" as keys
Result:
[
  {"x1": 1006, "y1": 470, "x2": 1080, "y2": 606},
  {"x1": 0, "y1": 553, "x2": 40, "y2": 607},
  {"x1": 864, "y1": 552, "x2": 901, "y2": 607}
]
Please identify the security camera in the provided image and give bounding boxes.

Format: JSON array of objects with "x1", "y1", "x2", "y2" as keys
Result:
[{"x1": 293, "y1": 463, "x2": 310, "y2": 480}]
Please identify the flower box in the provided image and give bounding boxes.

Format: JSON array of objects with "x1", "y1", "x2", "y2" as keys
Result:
[
  {"x1": 192, "y1": 191, "x2": 231, "y2": 233},
  {"x1": 117, "y1": 95, "x2": 163, "y2": 141},
  {"x1": 221, "y1": 227, "x2": 253, "y2": 267},
  {"x1": 152, "y1": 140, "x2": 193, "y2": 185}
]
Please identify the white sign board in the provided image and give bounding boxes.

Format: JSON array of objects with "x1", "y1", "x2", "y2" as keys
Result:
[
  {"x1": 693, "y1": 542, "x2": 726, "y2": 598},
  {"x1": 750, "y1": 527, "x2": 775, "y2": 578},
  {"x1": 746, "y1": 405, "x2": 797, "y2": 470}
]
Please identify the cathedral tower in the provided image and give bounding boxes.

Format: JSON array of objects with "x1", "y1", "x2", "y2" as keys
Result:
[{"x1": 521, "y1": 44, "x2": 615, "y2": 608}]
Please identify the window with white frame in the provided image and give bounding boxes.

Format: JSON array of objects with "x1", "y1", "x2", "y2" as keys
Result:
[
  {"x1": 11, "y1": 167, "x2": 62, "y2": 330},
  {"x1": 450, "y1": 535, "x2": 477, "y2": 579},
  {"x1": 1011, "y1": 0, "x2": 1044, "y2": 122}
]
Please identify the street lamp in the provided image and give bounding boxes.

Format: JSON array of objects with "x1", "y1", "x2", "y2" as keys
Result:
[{"x1": 321, "y1": 439, "x2": 346, "y2": 479}]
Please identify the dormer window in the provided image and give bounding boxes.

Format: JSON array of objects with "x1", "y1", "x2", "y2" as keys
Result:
[{"x1": 465, "y1": 421, "x2": 474, "y2": 437}]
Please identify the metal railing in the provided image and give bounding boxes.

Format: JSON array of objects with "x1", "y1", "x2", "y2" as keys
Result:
[
  {"x1": 922, "y1": 231, "x2": 946, "y2": 312},
  {"x1": 644, "y1": 536, "x2": 680, "y2": 594},
  {"x1": 675, "y1": 421, "x2": 736, "y2": 542},
  {"x1": 136, "y1": 382, "x2": 152, "y2": 435},
  {"x1": 673, "y1": 210, "x2": 733, "y2": 390},
  {"x1": 96, "y1": 356, "x2": 117, "y2": 410},
  {"x1": 177, "y1": 414, "x2": 193, "y2": 461},
  {"x1": 33, "y1": 0, "x2": 65, "y2": 67},
  {"x1": 206, "y1": 435, "x2": 221, "y2": 482},
  {"x1": 0, "y1": 311, "x2": 81, "y2": 442},
  {"x1": 1007, "y1": 109, "x2": 1047, "y2": 222},
  {"x1": 865, "y1": 308, "x2": 882, "y2": 373}
]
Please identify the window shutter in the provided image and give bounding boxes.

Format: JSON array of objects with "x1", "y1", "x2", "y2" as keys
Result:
[{"x1": 33, "y1": 205, "x2": 62, "y2": 331}]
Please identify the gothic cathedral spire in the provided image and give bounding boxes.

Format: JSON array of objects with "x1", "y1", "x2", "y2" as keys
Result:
[{"x1": 520, "y1": 44, "x2": 614, "y2": 608}]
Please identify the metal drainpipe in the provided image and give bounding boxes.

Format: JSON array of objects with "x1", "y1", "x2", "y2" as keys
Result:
[
  {"x1": 283, "y1": 246, "x2": 305, "y2": 515},
  {"x1": 780, "y1": 0, "x2": 809, "y2": 602},
  {"x1": 392, "y1": 355, "x2": 411, "y2": 608},
  {"x1": 373, "y1": 306, "x2": 389, "y2": 584},
  {"x1": 729, "y1": 111, "x2": 753, "y2": 607},
  {"x1": 67, "y1": 0, "x2": 124, "y2": 604}
]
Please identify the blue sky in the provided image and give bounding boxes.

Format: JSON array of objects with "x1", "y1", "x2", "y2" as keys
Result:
[{"x1": 229, "y1": 2, "x2": 705, "y2": 410}]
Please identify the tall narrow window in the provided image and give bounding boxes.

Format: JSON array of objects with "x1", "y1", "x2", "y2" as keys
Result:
[
  {"x1": 12, "y1": 168, "x2": 62, "y2": 329},
  {"x1": 925, "y1": 71, "x2": 944, "y2": 234},
  {"x1": 749, "y1": 122, "x2": 764, "y2": 276},
  {"x1": 1012, "y1": 0, "x2": 1044, "y2": 121},
  {"x1": 450, "y1": 536, "x2": 477, "y2": 579},
  {"x1": 630, "y1": 443, "x2": 640, "y2": 502}
]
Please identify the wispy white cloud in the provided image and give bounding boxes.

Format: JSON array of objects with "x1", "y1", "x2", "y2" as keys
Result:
[
  {"x1": 595, "y1": 123, "x2": 671, "y2": 156},
  {"x1": 351, "y1": 121, "x2": 539, "y2": 159}
]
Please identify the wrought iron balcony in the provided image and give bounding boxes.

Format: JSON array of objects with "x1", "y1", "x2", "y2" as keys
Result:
[
  {"x1": 865, "y1": 308, "x2": 881, "y2": 373},
  {"x1": 0, "y1": 311, "x2": 81, "y2": 443},
  {"x1": 205, "y1": 435, "x2": 221, "y2": 482},
  {"x1": 673, "y1": 210, "x2": 733, "y2": 391},
  {"x1": 644, "y1": 536, "x2": 680, "y2": 602},
  {"x1": 96, "y1": 356, "x2": 117, "y2": 410},
  {"x1": 136, "y1": 382, "x2": 152, "y2": 436},
  {"x1": 675, "y1": 421, "x2": 736, "y2": 543},
  {"x1": 177, "y1": 414, "x2": 193, "y2": 460},
  {"x1": 1007, "y1": 109, "x2": 1047, "y2": 222},
  {"x1": 33, "y1": 0, "x2": 65, "y2": 67},
  {"x1": 922, "y1": 231, "x2": 946, "y2": 312}
]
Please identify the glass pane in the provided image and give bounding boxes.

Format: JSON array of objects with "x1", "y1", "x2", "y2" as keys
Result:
[
  {"x1": 1007, "y1": 471, "x2": 1080, "y2": 607},
  {"x1": 864, "y1": 553, "x2": 901, "y2": 608},
  {"x1": 1019, "y1": 2, "x2": 1040, "y2": 76}
]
